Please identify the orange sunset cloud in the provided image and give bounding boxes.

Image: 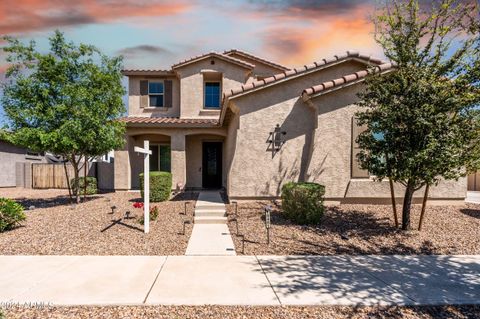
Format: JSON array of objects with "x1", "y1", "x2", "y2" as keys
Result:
[{"x1": 0, "y1": 0, "x2": 192, "y2": 36}]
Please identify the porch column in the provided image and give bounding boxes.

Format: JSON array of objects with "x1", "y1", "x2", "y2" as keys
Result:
[
  {"x1": 171, "y1": 133, "x2": 186, "y2": 190},
  {"x1": 114, "y1": 135, "x2": 133, "y2": 190}
]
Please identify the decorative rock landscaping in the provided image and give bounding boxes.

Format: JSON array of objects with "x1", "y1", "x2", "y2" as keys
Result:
[
  {"x1": 227, "y1": 201, "x2": 480, "y2": 255},
  {"x1": 0, "y1": 188, "x2": 197, "y2": 255}
]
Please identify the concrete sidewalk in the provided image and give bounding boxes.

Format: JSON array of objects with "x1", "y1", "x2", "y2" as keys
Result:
[{"x1": 0, "y1": 255, "x2": 479, "y2": 306}]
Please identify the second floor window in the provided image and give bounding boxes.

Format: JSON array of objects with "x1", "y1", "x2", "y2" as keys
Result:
[
  {"x1": 204, "y1": 82, "x2": 220, "y2": 108},
  {"x1": 149, "y1": 81, "x2": 164, "y2": 107}
]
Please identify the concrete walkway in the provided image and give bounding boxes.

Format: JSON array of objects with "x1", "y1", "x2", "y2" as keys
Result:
[
  {"x1": 1, "y1": 255, "x2": 479, "y2": 306},
  {"x1": 185, "y1": 191, "x2": 235, "y2": 256}
]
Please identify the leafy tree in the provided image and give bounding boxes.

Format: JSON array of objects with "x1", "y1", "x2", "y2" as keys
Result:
[
  {"x1": 2, "y1": 31, "x2": 126, "y2": 203},
  {"x1": 356, "y1": 0, "x2": 480, "y2": 230}
]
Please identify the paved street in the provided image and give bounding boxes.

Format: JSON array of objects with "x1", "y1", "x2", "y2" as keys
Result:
[{"x1": 0, "y1": 255, "x2": 479, "y2": 306}]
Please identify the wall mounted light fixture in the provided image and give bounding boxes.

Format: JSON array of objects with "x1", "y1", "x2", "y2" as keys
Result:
[{"x1": 268, "y1": 124, "x2": 287, "y2": 156}]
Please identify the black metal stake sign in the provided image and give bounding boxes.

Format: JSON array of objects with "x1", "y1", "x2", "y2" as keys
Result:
[{"x1": 265, "y1": 205, "x2": 271, "y2": 244}]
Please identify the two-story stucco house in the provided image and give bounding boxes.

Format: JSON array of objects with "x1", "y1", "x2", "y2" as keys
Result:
[{"x1": 115, "y1": 49, "x2": 467, "y2": 202}]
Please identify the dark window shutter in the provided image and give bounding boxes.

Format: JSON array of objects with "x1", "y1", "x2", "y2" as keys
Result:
[
  {"x1": 164, "y1": 80, "x2": 173, "y2": 108},
  {"x1": 140, "y1": 80, "x2": 148, "y2": 108}
]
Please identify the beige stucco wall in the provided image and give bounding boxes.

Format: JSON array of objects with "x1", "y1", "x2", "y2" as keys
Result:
[
  {"x1": 306, "y1": 84, "x2": 466, "y2": 199},
  {"x1": 175, "y1": 58, "x2": 252, "y2": 119},
  {"x1": 227, "y1": 60, "x2": 370, "y2": 197},
  {"x1": 127, "y1": 76, "x2": 180, "y2": 117},
  {"x1": 114, "y1": 135, "x2": 133, "y2": 190},
  {"x1": 226, "y1": 60, "x2": 467, "y2": 200},
  {"x1": 224, "y1": 111, "x2": 240, "y2": 193}
]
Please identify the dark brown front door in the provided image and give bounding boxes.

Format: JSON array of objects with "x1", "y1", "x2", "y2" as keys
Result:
[{"x1": 202, "y1": 142, "x2": 222, "y2": 189}]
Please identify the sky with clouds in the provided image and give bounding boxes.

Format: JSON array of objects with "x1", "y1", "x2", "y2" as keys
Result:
[{"x1": 0, "y1": 0, "x2": 384, "y2": 122}]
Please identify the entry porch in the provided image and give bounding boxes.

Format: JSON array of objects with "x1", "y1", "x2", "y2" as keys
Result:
[{"x1": 114, "y1": 127, "x2": 229, "y2": 191}]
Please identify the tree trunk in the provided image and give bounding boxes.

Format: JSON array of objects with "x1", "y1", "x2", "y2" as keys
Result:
[
  {"x1": 418, "y1": 184, "x2": 430, "y2": 231},
  {"x1": 71, "y1": 159, "x2": 80, "y2": 204},
  {"x1": 83, "y1": 157, "x2": 87, "y2": 202},
  {"x1": 389, "y1": 177, "x2": 399, "y2": 228},
  {"x1": 63, "y1": 159, "x2": 73, "y2": 203},
  {"x1": 401, "y1": 182, "x2": 416, "y2": 230}
]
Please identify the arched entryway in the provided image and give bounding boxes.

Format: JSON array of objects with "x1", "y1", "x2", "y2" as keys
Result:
[{"x1": 185, "y1": 133, "x2": 226, "y2": 189}]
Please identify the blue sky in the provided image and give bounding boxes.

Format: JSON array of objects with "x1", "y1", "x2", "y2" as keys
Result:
[{"x1": 0, "y1": 0, "x2": 387, "y2": 124}]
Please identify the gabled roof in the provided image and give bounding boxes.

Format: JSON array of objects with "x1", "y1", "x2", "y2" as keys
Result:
[
  {"x1": 222, "y1": 51, "x2": 387, "y2": 100},
  {"x1": 301, "y1": 62, "x2": 396, "y2": 100},
  {"x1": 171, "y1": 52, "x2": 255, "y2": 70},
  {"x1": 223, "y1": 49, "x2": 290, "y2": 71},
  {"x1": 119, "y1": 116, "x2": 218, "y2": 127}
]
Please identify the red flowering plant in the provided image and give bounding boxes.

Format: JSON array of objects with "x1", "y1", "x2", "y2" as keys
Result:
[{"x1": 133, "y1": 202, "x2": 144, "y2": 209}]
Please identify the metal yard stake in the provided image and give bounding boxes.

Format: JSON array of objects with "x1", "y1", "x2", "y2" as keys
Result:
[{"x1": 265, "y1": 205, "x2": 271, "y2": 244}]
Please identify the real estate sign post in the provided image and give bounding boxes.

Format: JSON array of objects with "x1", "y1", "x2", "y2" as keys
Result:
[{"x1": 134, "y1": 140, "x2": 152, "y2": 233}]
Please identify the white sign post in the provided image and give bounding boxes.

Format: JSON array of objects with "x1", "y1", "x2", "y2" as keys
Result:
[{"x1": 134, "y1": 140, "x2": 152, "y2": 234}]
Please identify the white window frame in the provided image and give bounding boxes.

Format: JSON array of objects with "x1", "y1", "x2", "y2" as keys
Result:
[{"x1": 148, "y1": 80, "x2": 164, "y2": 107}]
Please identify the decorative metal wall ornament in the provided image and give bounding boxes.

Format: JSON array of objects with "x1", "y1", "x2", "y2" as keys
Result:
[{"x1": 267, "y1": 124, "x2": 287, "y2": 157}]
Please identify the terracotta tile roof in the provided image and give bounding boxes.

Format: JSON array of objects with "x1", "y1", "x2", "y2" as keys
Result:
[
  {"x1": 121, "y1": 69, "x2": 175, "y2": 76},
  {"x1": 223, "y1": 49, "x2": 290, "y2": 71},
  {"x1": 171, "y1": 52, "x2": 255, "y2": 70},
  {"x1": 119, "y1": 117, "x2": 219, "y2": 126},
  {"x1": 302, "y1": 62, "x2": 396, "y2": 98},
  {"x1": 223, "y1": 51, "x2": 388, "y2": 99}
]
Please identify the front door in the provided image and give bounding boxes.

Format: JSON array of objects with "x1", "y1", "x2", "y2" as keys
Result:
[{"x1": 202, "y1": 142, "x2": 222, "y2": 189}]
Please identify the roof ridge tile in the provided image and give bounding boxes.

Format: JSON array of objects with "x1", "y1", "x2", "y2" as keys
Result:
[
  {"x1": 223, "y1": 50, "x2": 388, "y2": 100},
  {"x1": 302, "y1": 62, "x2": 395, "y2": 97}
]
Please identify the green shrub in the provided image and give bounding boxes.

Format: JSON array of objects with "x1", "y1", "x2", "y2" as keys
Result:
[
  {"x1": 281, "y1": 182, "x2": 325, "y2": 225},
  {"x1": 139, "y1": 171, "x2": 172, "y2": 202},
  {"x1": 71, "y1": 176, "x2": 97, "y2": 195},
  {"x1": 0, "y1": 197, "x2": 26, "y2": 232}
]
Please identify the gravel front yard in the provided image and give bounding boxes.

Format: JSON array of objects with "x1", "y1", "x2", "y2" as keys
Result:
[
  {"x1": 0, "y1": 188, "x2": 196, "y2": 255},
  {"x1": 227, "y1": 201, "x2": 480, "y2": 255},
  {"x1": 3, "y1": 305, "x2": 480, "y2": 319}
]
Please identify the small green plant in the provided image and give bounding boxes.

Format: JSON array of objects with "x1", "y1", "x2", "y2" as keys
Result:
[
  {"x1": 137, "y1": 206, "x2": 160, "y2": 225},
  {"x1": 281, "y1": 182, "x2": 325, "y2": 225},
  {"x1": 71, "y1": 176, "x2": 97, "y2": 196},
  {"x1": 139, "y1": 171, "x2": 172, "y2": 202},
  {"x1": 0, "y1": 309, "x2": 4, "y2": 319},
  {"x1": 150, "y1": 206, "x2": 159, "y2": 220},
  {"x1": 0, "y1": 197, "x2": 26, "y2": 232}
]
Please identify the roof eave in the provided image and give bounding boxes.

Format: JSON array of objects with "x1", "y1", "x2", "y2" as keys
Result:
[
  {"x1": 223, "y1": 49, "x2": 290, "y2": 71},
  {"x1": 121, "y1": 70, "x2": 176, "y2": 77},
  {"x1": 125, "y1": 122, "x2": 219, "y2": 128},
  {"x1": 172, "y1": 53, "x2": 254, "y2": 70}
]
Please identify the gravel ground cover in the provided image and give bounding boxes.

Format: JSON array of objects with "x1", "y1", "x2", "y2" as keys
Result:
[
  {"x1": 227, "y1": 201, "x2": 480, "y2": 255},
  {"x1": 3, "y1": 305, "x2": 480, "y2": 319},
  {"x1": 0, "y1": 188, "x2": 197, "y2": 255}
]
